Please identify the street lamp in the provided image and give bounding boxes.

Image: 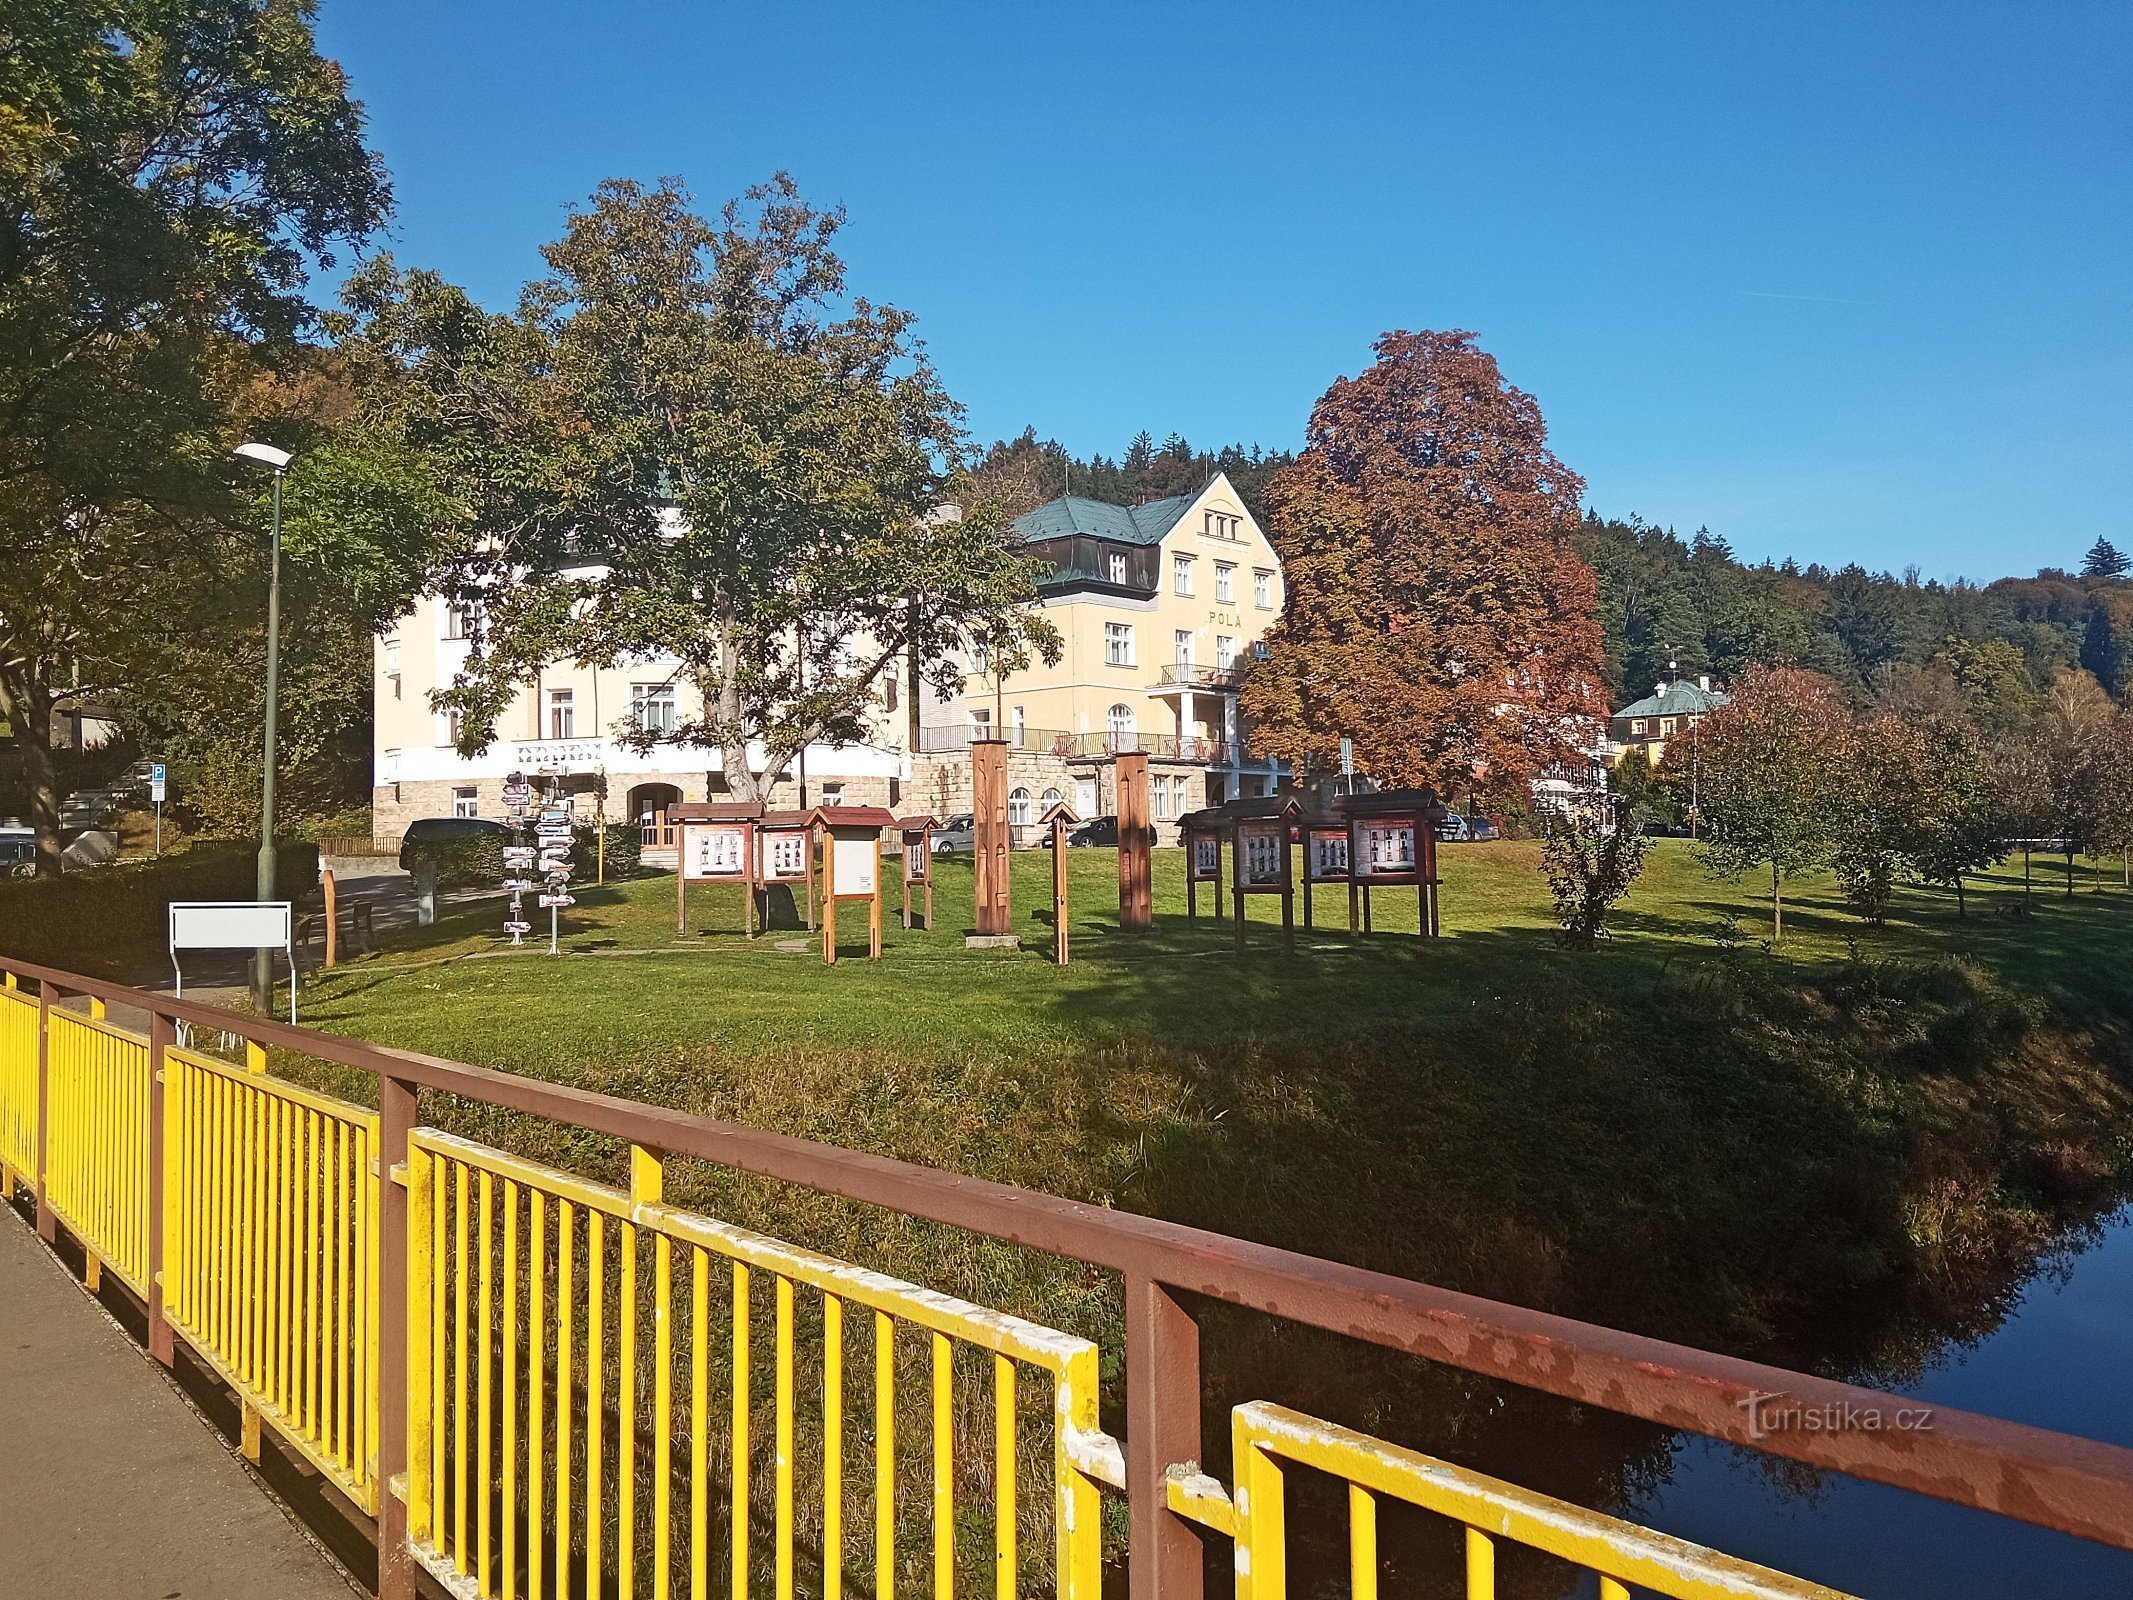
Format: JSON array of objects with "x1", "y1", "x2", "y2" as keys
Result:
[{"x1": 233, "y1": 441, "x2": 293, "y2": 1011}]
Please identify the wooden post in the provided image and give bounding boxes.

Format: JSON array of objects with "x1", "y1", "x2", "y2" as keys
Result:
[
  {"x1": 1424, "y1": 821, "x2": 1441, "y2": 937},
  {"x1": 1185, "y1": 829, "x2": 1198, "y2": 921},
  {"x1": 972, "y1": 740, "x2": 1011, "y2": 935},
  {"x1": 806, "y1": 825, "x2": 818, "y2": 931},
  {"x1": 1302, "y1": 847, "x2": 1313, "y2": 932},
  {"x1": 1116, "y1": 751, "x2": 1152, "y2": 933},
  {"x1": 1125, "y1": 1276, "x2": 1205, "y2": 1600},
  {"x1": 1347, "y1": 821, "x2": 1361, "y2": 936},
  {"x1": 1213, "y1": 835, "x2": 1224, "y2": 922},
  {"x1": 745, "y1": 824, "x2": 758, "y2": 938},
  {"x1": 1052, "y1": 817, "x2": 1071, "y2": 965},
  {"x1": 822, "y1": 825, "x2": 837, "y2": 965},
  {"x1": 1280, "y1": 820, "x2": 1296, "y2": 953},
  {"x1": 677, "y1": 824, "x2": 688, "y2": 937},
  {"x1": 1230, "y1": 822, "x2": 1246, "y2": 953},
  {"x1": 322, "y1": 868, "x2": 339, "y2": 969},
  {"x1": 870, "y1": 836, "x2": 883, "y2": 959},
  {"x1": 147, "y1": 1009, "x2": 175, "y2": 1365}
]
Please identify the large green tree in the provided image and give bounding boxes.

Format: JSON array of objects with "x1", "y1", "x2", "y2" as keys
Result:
[
  {"x1": 1241, "y1": 330, "x2": 1606, "y2": 800},
  {"x1": 0, "y1": 0, "x2": 388, "y2": 871},
  {"x1": 350, "y1": 176, "x2": 1056, "y2": 805},
  {"x1": 1696, "y1": 665, "x2": 1852, "y2": 941},
  {"x1": 1905, "y1": 715, "x2": 2005, "y2": 916}
]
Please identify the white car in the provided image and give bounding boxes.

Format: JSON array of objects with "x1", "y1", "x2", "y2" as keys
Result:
[{"x1": 931, "y1": 814, "x2": 976, "y2": 854}]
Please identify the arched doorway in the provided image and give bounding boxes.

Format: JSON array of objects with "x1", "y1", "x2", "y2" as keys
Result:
[{"x1": 629, "y1": 783, "x2": 683, "y2": 857}]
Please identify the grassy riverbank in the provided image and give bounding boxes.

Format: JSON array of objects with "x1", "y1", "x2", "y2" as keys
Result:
[{"x1": 277, "y1": 839, "x2": 2133, "y2": 1372}]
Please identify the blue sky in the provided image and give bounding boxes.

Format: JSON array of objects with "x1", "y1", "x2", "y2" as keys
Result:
[{"x1": 315, "y1": 1, "x2": 2128, "y2": 581}]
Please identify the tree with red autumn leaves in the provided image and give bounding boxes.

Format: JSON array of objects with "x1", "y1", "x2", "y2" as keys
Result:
[{"x1": 1239, "y1": 330, "x2": 1607, "y2": 800}]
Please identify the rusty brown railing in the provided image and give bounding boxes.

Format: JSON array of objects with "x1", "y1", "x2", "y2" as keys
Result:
[{"x1": 1, "y1": 952, "x2": 2129, "y2": 1599}]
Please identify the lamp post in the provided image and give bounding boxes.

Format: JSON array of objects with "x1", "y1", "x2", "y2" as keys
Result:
[{"x1": 233, "y1": 441, "x2": 293, "y2": 1010}]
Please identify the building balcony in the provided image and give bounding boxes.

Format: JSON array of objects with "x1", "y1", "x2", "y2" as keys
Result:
[
  {"x1": 1149, "y1": 663, "x2": 1245, "y2": 693},
  {"x1": 914, "y1": 725, "x2": 1234, "y2": 765}
]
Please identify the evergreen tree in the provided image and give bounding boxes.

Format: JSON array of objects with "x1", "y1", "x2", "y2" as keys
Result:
[
  {"x1": 2082, "y1": 538, "x2": 2129, "y2": 579},
  {"x1": 2080, "y1": 605, "x2": 2126, "y2": 697}
]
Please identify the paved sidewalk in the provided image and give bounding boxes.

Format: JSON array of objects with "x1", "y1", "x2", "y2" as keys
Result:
[{"x1": 0, "y1": 1216, "x2": 356, "y2": 1598}]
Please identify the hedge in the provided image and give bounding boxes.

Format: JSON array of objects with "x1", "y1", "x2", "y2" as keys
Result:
[{"x1": 0, "y1": 840, "x2": 321, "y2": 981}]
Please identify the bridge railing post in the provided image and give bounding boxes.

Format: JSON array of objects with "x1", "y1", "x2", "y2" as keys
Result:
[
  {"x1": 376, "y1": 1071, "x2": 418, "y2": 1600},
  {"x1": 146, "y1": 1007, "x2": 175, "y2": 1365},
  {"x1": 1126, "y1": 1273, "x2": 1205, "y2": 1600},
  {"x1": 34, "y1": 980, "x2": 59, "y2": 1243}
]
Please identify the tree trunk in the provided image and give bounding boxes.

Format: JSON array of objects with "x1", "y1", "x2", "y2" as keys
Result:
[
  {"x1": 1771, "y1": 861, "x2": 1783, "y2": 943},
  {"x1": 14, "y1": 688, "x2": 64, "y2": 878},
  {"x1": 1954, "y1": 875, "x2": 1966, "y2": 918},
  {"x1": 2064, "y1": 845, "x2": 2075, "y2": 898},
  {"x1": 2023, "y1": 844, "x2": 2032, "y2": 901}
]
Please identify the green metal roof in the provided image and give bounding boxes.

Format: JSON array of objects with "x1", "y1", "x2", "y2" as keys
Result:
[
  {"x1": 1613, "y1": 681, "x2": 1730, "y2": 721},
  {"x1": 1011, "y1": 491, "x2": 1200, "y2": 546}
]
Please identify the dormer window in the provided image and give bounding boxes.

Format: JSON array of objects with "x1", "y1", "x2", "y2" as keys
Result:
[
  {"x1": 1203, "y1": 511, "x2": 1242, "y2": 540},
  {"x1": 1108, "y1": 550, "x2": 1127, "y2": 584}
]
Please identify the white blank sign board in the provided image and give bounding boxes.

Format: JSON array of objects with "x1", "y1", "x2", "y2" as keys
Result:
[
  {"x1": 169, "y1": 901, "x2": 296, "y2": 1022},
  {"x1": 171, "y1": 902, "x2": 291, "y2": 950},
  {"x1": 831, "y1": 838, "x2": 876, "y2": 896}
]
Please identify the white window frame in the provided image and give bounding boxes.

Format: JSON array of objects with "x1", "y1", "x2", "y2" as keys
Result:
[
  {"x1": 631, "y1": 682, "x2": 678, "y2": 734},
  {"x1": 1107, "y1": 550, "x2": 1128, "y2": 584},
  {"x1": 548, "y1": 688, "x2": 575, "y2": 740},
  {"x1": 1215, "y1": 635, "x2": 1236, "y2": 670},
  {"x1": 1215, "y1": 562, "x2": 1236, "y2": 603},
  {"x1": 1104, "y1": 622, "x2": 1134, "y2": 667},
  {"x1": 821, "y1": 781, "x2": 846, "y2": 808},
  {"x1": 1008, "y1": 787, "x2": 1033, "y2": 827},
  {"x1": 1174, "y1": 629, "x2": 1195, "y2": 667},
  {"x1": 1153, "y1": 780, "x2": 1171, "y2": 821},
  {"x1": 1107, "y1": 703, "x2": 1136, "y2": 747},
  {"x1": 1012, "y1": 705, "x2": 1026, "y2": 745},
  {"x1": 1174, "y1": 554, "x2": 1195, "y2": 596},
  {"x1": 451, "y1": 786, "x2": 480, "y2": 820},
  {"x1": 1254, "y1": 569, "x2": 1274, "y2": 609}
]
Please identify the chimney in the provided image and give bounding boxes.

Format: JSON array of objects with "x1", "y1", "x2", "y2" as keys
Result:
[
  {"x1": 1655, "y1": 678, "x2": 1668, "y2": 697},
  {"x1": 1698, "y1": 674, "x2": 1711, "y2": 692}
]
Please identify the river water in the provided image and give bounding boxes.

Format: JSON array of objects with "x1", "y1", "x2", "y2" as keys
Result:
[{"x1": 1627, "y1": 1203, "x2": 2133, "y2": 1597}]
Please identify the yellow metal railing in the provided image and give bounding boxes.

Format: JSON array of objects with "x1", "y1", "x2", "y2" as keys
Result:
[
  {"x1": 406, "y1": 1128, "x2": 1113, "y2": 1600},
  {"x1": 0, "y1": 984, "x2": 37, "y2": 1184},
  {"x1": 5, "y1": 958, "x2": 2114, "y2": 1600},
  {"x1": 162, "y1": 1045, "x2": 382, "y2": 1511},
  {"x1": 44, "y1": 1008, "x2": 152, "y2": 1294},
  {"x1": 1166, "y1": 1401, "x2": 1857, "y2": 1600}
]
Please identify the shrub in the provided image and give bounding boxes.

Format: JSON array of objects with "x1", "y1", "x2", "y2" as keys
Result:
[{"x1": 1540, "y1": 795, "x2": 1650, "y2": 949}]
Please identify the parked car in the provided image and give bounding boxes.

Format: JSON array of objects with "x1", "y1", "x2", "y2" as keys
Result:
[
  {"x1": 930, "y1": 814, "x2": 976, "y2": 854},
  {"x1": 0, "y1": 835, "x2": 36, "y2": 877},
  {"x1": 1067, "y1": 815, "x2": 1119, "y2": 848},
  {"x1": 398, "y1": 816, "x2": 507, "y2": 872},
  {"x1": 1433, "y1": 814, "x2": 1500, "y2": 843}
]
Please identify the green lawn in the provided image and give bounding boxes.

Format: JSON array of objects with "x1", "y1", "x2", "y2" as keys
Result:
[{"x1": 300, "y1": 837, "x2": 2133, "y2": 1068}]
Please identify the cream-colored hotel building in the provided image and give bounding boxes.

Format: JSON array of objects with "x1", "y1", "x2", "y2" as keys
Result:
[{"x1": 372, "y1": 474, "x2": 1286, "y2": 855}]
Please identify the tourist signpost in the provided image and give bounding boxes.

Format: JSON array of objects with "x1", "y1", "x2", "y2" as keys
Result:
[
  {"x1": 675, "y1": 803, "x2": 762, "y2": 936},
  {"x1": 1040, "y1": 797, "x2": 1080, "y2": 965},
  {"x1": 895, "y1": 815, "x2": 937, "y2": 930},
  {"x1": 810, "y1": 805, "x2": 896, "y2": 963}
]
